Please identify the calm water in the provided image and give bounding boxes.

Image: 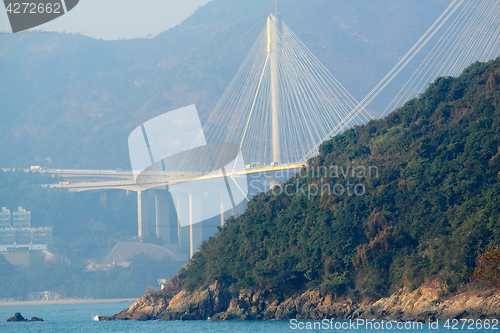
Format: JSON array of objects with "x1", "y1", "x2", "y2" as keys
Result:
[{"x1": 0, "y1": 302, "x2": 496, "y2": 332}]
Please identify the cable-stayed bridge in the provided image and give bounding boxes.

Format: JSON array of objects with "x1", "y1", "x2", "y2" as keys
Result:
[
  {"x1": 39, "y1": 1, "x2": 500, "y2": 258},
  {"x1": 203, "y1": 14, "x2": 371, "y2": 167},
  {"x1": 204, "y1": 0, "x2": 500, "y2": 165}
]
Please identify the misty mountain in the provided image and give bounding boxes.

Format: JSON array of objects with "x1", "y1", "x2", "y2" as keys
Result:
[{"x1": 0, "y1": 0, "x2": 450, "y2": 169}]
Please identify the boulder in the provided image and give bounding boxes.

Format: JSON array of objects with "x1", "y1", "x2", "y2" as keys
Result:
[{"x1": 7, "y1": 313, "x2": 27, "y2": 322}]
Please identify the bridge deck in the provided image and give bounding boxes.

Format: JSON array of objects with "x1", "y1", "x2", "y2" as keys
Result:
[{"x1": 42, "y1": 163, "x2": 306, "y2": 192}]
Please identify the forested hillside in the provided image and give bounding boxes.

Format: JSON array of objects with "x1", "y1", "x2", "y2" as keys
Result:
[
  {"x1": 181, "y1": 58, "x2": 500, "y2": 297},
  {"x1": 0, "y1": 0, "x2": 449, "y2": 169}
]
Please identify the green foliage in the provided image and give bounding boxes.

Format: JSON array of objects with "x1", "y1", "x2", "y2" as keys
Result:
[{"x1": 181, "y1": 58, "x2": 500, "y2": 297}]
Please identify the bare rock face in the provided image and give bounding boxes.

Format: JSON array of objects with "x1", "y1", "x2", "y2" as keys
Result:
[
  {"x1": 110, "y1": 292, "x2": 170, "y2": 321},
  {"x1": 211, "y1": 289, "x2": 283, "y2": 320},
  {"x1": 353, "y1": 284, "x2": 500, "y2": 322},
  {"x1": 106, "y1": 281, "x2": 500, "y2": 322},
  {"x1": 98, "y1": 270, "x2": 188, "y2": 321},
  {"x1": 160, "y1": 281, "x2": 231, "y2": 320},
  {"x1": 7, "y1": 313, "x2": 26, "y2": 322},
  {"x1": 210, "y1": 289, "x2": 358, "y2": 320}
]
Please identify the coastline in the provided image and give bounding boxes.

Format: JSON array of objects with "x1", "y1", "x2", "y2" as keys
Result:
[
  {"x1": 103, "y1": 281, "x2": 500, "y2": 322},
  {"x1": 0, "y1": 298, "x2": 137, "y2": 307}
]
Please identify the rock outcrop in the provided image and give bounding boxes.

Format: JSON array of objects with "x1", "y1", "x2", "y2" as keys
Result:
[
  {"x1": 103, "y1": 281, "x2": 499, "y2": 322},
  {"x1": 7, "y1": 313, "x2": 26, "y2": 322},
  {"x1": 353, "y1": 283, "x2": 500, "y2": 322},
  {"x1": 6, "y1": 313, "x2": 43, "y2": 322},
  {"x1": 107, "y1": 293, "x2": 170, "y2": 321}
]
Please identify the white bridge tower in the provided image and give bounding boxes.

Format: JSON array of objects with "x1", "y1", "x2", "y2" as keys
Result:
[{"x1": 268, "y1": 14, "x2": 281, "y2": 164}]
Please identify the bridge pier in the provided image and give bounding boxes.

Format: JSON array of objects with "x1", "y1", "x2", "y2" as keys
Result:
[
  {"x1": 137, "y1": 190, "x2": 150, "y2": 239},
  {"x1": 175, "y1": 195, "x2": 190, "y2": 254},
  {"x1": 49, "y1": 165, "x2": 304, "y2": 256},
  {"x1": 171, "y1": 190, "x2": 230, "y2": 258},
  {"x1": 137, "y1": 188, "x2": 178, "y2": 243},
  {"x1": 173, "y1": 193, "x2": 202, "y2": 258},
  {"x1": 155, "y1": 190, "x2": 170, "y2": 242},
  {"x1": 148, "y1": 190, "x2": 156, "y2": 237},
  {"x1": 188, "y1": 194, "x2": 203, "y2": 259},
  {"x1": 134, "y1": 184, "x2": 245, "y2": 253}
]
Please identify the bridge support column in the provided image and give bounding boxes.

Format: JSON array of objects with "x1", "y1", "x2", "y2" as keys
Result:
[
  {"x1": 148, "y1": 190, "x2": 156, "y2": 237},
  {"x1": 189, "y1": 194, "x2": 203, "y2": 259},
  {"x1": 154, "y1": 188, "x2": 177, "y2": 243},
  {"x1": 155, "y1": 190, "x2": 170, "y2": 242},
  {"x1": 176, "y1": 196, "x2": 190, "y2": 254},
  {"x1": 219, "y1": 191, "x2": 233, "y2": 226},
  {"x1": 137, "y1": 190, "x2": 150, "y2": 239}
]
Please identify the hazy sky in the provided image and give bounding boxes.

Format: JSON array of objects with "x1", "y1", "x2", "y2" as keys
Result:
[{"x1": 0, "y1": 0, "x2": 212, "y2": 39}]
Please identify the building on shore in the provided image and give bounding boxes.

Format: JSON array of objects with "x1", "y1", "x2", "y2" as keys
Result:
[
  {"x1": 27, "y1": 291, "x2": 61, "y2": 301},
  {"x1": 0, "y1": 227, "x2": 53, "y2": 252},
  {"x1": 0, "y1": 206, "x2": 52, "y2": 262},
  {"x1": 12, "y1": 207, "x2": 31, "y2": 228},
  {"x1": 0, "y1": 207, "x2": 11, "y2": 228}
]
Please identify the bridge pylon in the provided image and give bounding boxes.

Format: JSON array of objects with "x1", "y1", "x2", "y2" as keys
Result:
[
  {"x1": 268, "y1": 13, "x2": 281, "y2": 164},
  {"x1": 203, "y1": 14, "x2": 371, "y2": 167}
]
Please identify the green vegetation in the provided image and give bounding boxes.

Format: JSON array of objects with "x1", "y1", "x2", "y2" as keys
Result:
[{"x1": 181, "y1": 59, "x2": 500, "y2": 298}]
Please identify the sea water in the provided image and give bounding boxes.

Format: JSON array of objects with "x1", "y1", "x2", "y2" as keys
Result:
[{"x1": 0, "y1": 302, "x2": 496, "y2": 332}]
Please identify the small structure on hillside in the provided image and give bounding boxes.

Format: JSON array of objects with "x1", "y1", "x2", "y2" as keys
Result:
[{"x1": 158, "y1": 278, "x2": 167, "y2": 290}]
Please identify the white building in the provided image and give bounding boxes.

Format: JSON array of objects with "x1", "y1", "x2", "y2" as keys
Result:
[
  {"x1": 12, "y1": 207, "x2": 30, "y2": 228},
  {"x1": 0, "y1": 207, "x2": 11, "y2": 228},
  {"x1": 0, "y1": 227, "x2": 52, "y2": 252},
  {"x1": 0, "y1": 207, "x2": 52, "y2": 252}
]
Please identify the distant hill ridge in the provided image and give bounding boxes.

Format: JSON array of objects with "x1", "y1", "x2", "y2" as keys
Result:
[{"x1": 0, "y1": 0, "x2": 449, "y2": 169}]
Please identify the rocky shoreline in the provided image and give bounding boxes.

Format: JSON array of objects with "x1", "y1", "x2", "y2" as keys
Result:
[{"x1": 99, "y1": 281, "x2": 499, "y2": 322}]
